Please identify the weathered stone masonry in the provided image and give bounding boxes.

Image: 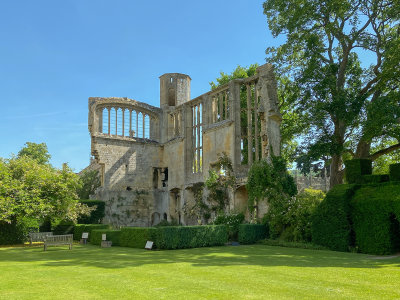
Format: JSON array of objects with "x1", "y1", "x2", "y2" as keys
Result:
[{"x1": 88, "y1": 64, "x2": 281, "y2": 227}]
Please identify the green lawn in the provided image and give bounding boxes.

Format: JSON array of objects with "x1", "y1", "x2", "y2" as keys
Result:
[{"x1": 0, "y1": 244, "x2": 399, "y2": 299}]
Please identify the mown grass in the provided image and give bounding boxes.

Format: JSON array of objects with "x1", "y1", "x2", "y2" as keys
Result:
[{"x1": 0, "y1": 244, "x2": 399, "y2": 299}]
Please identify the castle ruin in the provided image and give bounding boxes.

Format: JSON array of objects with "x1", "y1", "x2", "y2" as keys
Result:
[{"x1": 87, "y1": 63, "x2": 281, "y2": 226}]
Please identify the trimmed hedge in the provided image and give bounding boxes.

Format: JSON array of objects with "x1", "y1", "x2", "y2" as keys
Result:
[
  {"x1": 0, "y1": 217, "x2": 39, "y2": 245},
  {"x1": 73, "y1": 224, "x2": 109, "y2": 241},
  {"x1": 311, "y1": 184, "x2": 357, "y2": 251},
  {"x1": 0, "y1": 221, "x2": 27, "y2": 245},
  {"x1": 351, "y1": 183, "x2": 400, "y2": 255},
  {"x1": 120, "y1": 227, "x2": 157, "y2": 248},
  {"x1": 213, "y1": 213, "x2": 245, "y2": 241},
  {"x1": 77, "y1": 200, "x2": 105, "y2": 224},
  {"x1": 390, "y1": 163, "x2": 400, "y2": 182},
  {"x1": 154, "y1": 225, "x2": 228, "y2": 249},
  {"x1": 119, "y1": 225, "x2": 228, "y2": 249},
  {"x1": 53, "y1": 220, "x2": 75, "y2": 235},
  {"x1": 361, "y1": 174, "x2": 390, "y2": 184},
  {"x1": 91, "y1": 229, "x2": 121, "y2": 246},
  {"x1": 238, "y1": 224, "x2": 268, "y2": 244},
  {"x1": 345, "y1": 159, "x2": 372, "y2": 184}
]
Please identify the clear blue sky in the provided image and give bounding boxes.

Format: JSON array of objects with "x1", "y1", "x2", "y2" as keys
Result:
[{"x1": 0, "y1": 0, "x2": 282, "y2": 171}]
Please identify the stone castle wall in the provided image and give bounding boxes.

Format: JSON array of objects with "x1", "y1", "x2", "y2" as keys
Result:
[{"x1": 87, "y1": 64, "x2": 282, "y2": 226}]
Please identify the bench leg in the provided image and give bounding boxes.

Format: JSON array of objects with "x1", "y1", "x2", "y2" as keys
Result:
[{"x1": 69, "y1": 243, "x2": 72, "y2": 250}]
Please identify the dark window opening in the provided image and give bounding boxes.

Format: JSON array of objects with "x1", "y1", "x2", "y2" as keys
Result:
[
  {"x1": 162, "y1": 168, "x2": 168, "y2": 187},
  {"x1": 168, "y1": 88, "x2": 175, "y2": 106},
  {"x1": 163, "y1": 213, "x2": 168, "y2": 221},
  {"x1": 153, "y1": 168, "x2": 159, "y2": 189}
]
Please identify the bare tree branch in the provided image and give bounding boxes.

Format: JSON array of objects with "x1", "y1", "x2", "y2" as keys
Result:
[{"x1": 369, "y1": 143, "x2": 400, "y2": 160}]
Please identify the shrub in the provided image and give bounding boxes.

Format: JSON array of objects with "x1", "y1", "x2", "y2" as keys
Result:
[
  {"x1": 311, "y1": 184, "x2": 357, "y2": 251},
  {"x1": 238, "y1": 224, "x2": 268, "y2": 244},
  {"x1": 390, "y1": 163, "x2": 400, "y2": 181},
  {"x1": 351, "y1": 183, "x2": 400, "y2": 255},
  {"x1": 282, "y1": 189, "x2": 325, "y2": 242},
  {"x1": 91, "y1": 229, "x2": 121, "y2": 246},
  {"x1": 155, "y1": 219, "x2": 180, "y2": 227},
  {"x1": 77, "y1": 200, "x2": 105, "y2": 224},
  {"x1": 213, "y1": 213, "x2": 245, "y2": 241},
  {"x1": 73, "y1": 224, "x2": 109, "y2": 241},
  {"x1": 247, "y1": 157, "x2": 297, "y2": 236},
  {"x1": 345, "y1": 159, "x2": 372, "y2": 184},
  {"x1": 154, "y1": 225, "x2": 228, "y2": 249},
  {"x1": 120, "y1": 227, "x2": 157, "y2": 248}
]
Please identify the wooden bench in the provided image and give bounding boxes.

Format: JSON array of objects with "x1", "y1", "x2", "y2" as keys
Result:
[
  {"x1": 43, "y1": 234, "x2": 73, "y2": 251},
  {"x1": 29, "y1": 232, "x2": 53, "y2": 245}
]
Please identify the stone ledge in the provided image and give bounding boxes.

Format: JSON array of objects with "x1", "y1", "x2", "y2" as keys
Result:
[{"x1": 203, "y1": 120, "x2": 234, "y2": 133}]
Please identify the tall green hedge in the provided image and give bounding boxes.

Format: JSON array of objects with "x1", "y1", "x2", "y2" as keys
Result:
[
  {"x1": 351, "y1": 183, "x2": 400, "y2": 255},
  {"x1": 390, "y1": 163, "x2": 400, "y2": 182},
  {"x1": 345, "y1": 159, "x2": 372, "y2": 184},
  {"x1": 361, "y1": 174, "x2": 390, "y2": 184},
  {"x1": 0, "y1": 217, "x2": 39, "y2": 245},
  {"x1": 73, "y1": 224, "x2": 109, "y2": 241},
  {"x1": 77, "y1": 200, "x2": 105, "y2": 224},
  {"x1": 154, "y1": 225, "x2": 228, "y2": 249},
  {"x1": 91, "y1": 229, "x2": 121, "y2": 246},
  {"x1": 0, "y1": 221, "x2": 27, "y2": 245},
  {"x1": 52, "y1": 220, "x2": 75, "y2": 235},
  {"x1": 311, "y1": 184, "x2": 357, "y2": 251},
  {"x1": 238, "y1": 224, "x2": 268, "y2": 244},
  {"x1": 119, "y1": 225, "x2": 228, "y2": 249},
  {"x1": 120, "y1": 227, "x2": 157, "y2": 248}
]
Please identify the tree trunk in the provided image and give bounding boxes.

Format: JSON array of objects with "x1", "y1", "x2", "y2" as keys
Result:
[
  {"x1": 330, "y1": 119, "x2": 346, "y2": 187},
  {"x1": 355, "y1": 140, "x2": 371, "y2": 158},
  {"x1": 330, "y1": 153, "x2": 344, "y2": 187}
]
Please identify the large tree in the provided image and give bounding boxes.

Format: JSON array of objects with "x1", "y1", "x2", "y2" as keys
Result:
[
  {"x1": 0, "y1": 144, "x2": 91, "y2": 224},
  {"x1": 264, "y1": 0, "x2": 400, "y2": 186}
]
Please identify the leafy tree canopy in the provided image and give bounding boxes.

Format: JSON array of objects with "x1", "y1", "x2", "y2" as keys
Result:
[
  {"x1": 17, "y1": 142, "x2": 51, "y2": 165},
  {"x1": 1, "y1": 144, "x2": 92, "y2": 224},
  {"x1": 77, "y1": 170, "x2": 101, "y2": 200},
  {"x1": 264, "y1": 0, "x2": 400, "y2": 186}
]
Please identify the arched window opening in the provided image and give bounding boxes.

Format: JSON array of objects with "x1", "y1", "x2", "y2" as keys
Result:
[
  {"x1": 137, "y1": 112, "x2": 143, "y2": 138},
  {"x1": 124, "y1": 109, "x2": 130, "y2": 137},
  {"x1": 116, "y1": 108, "x2": 123, "y2": 136},
  {"x1": 109, "y1": 108, "x2": 116, "y2": 135},
  {"x1": 102, "y1": 108, "x2": 109, "y2": 134},
  {"x1": 145, "y1": 115, "x2": 150, "y2": 139}
]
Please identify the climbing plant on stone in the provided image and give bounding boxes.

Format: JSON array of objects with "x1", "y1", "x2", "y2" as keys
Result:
[
  {"x1": 247, "y1": 155, "x2": 297, "y2": 236},
  {"x1": 205, "y1": 153, "x2": 236, "y2": 214}
]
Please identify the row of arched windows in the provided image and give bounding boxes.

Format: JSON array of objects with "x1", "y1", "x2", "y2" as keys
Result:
[{"x1": 101, "y1": 107, "x2": 151, "y2": 139}]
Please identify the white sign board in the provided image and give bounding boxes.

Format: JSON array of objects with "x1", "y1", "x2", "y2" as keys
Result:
[
  {"x1": 82, "y1": 232, "x2": 89, "y2": 239},
  {"x1": 145, "y1": 241, "x2": 153, "y2": 250},
  {"x1": 102, "y1": 234, "x2": 107, "y2": 241}
]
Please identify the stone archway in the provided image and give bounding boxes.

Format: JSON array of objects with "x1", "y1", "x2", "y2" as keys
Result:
[{"x1": 151, "y1": 212, "x2": 160, "y2": 226}]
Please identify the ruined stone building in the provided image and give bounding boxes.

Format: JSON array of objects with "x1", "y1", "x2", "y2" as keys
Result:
[{"x1": 87, "y1": 64, "x2": 281, "y2": 227}]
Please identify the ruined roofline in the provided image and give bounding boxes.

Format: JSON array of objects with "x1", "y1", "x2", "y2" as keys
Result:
[
  {"x1": 167, "y1": 64, "x2": 274, "y2": 109},
  {"x1": 159, "y1": 73, "x2": 191, "y2": 80},
  {"x1": 89, "y1": 97, "x2": 162, "y2": 114}
]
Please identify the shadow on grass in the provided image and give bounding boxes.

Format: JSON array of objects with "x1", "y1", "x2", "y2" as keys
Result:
[{"x1": 0, "y1": 244, "x2": 399, "y2": 270}]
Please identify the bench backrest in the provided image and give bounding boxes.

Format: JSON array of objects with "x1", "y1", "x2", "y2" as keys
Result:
[
  {"x1": 29, "y1": 232, "x2": 53, "y2": 241},
  {"x1": 44, "y1": 234, "x2": 73, "y2": 244}
]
